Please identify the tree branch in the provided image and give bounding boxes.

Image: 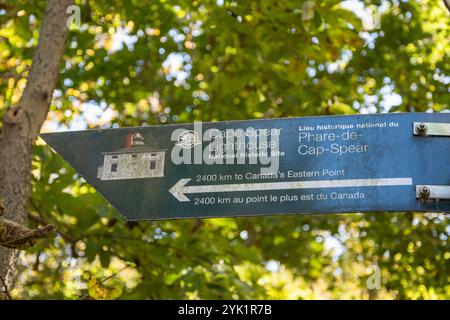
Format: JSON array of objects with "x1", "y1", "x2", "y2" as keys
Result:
[
  {"x1": 444, "y1": 0, "x2": 450, "y2": 12},
  {"x1": 0, "y1": 200, "x2": 55, "y2": 250},
  {"x1": 4, "y1": 0, "x2": 73, "y2": 139}
]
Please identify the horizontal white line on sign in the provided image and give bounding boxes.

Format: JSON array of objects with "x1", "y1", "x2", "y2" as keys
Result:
[{"x1": 170, "y1": 177, "x2": 413, "y2": 202}]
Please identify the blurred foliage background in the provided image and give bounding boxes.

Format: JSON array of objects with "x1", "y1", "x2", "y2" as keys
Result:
[{"x1": 0, "y1": 0, "x2": 449, "y2": 299}]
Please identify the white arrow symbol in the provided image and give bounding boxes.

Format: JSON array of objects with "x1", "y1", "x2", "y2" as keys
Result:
[{"x1": 169, "y1": 177, "x2": 413, "y2": 202}]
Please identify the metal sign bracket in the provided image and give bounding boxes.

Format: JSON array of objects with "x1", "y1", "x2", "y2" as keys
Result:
[
  {"x1": 416, "y1": 185, "x2": 450, "y2": 201},
  {"x1": 413, "y1": 122, "x2": 450, "y2": 137},
  {"x1": 414, "y1": 122, "x2": 450, "y2": 202}
]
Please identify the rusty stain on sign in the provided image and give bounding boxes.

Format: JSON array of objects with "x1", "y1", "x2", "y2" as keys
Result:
[{"x1": 97, "y1": 133, "x2": 165, "y2": 180}]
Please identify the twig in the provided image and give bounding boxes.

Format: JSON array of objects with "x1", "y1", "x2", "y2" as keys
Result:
[
  {"x1": 0, "y1": 274, "x2": 12, "y2": 300},
  {"x1": 28, "y1": 212, "x2": 76, "y2": 243},
  {"x1": 0, "y1": 66, "x2": 30, "y2": 80},
  {"x1": 78, "y1": 264, "x2": 131, "y2": 300}
]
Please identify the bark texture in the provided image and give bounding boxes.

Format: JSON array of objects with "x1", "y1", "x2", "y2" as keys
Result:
[{"x1": 0, "y1": 0, "x2": 72, "y2": 299}]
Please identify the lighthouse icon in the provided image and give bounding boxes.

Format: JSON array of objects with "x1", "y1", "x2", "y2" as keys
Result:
[{"x1": 97, "y1": 133, "x2": 165, "y2": 180}]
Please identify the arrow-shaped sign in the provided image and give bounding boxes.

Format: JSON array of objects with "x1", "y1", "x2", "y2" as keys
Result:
[
  {"x1": 169, "y1": 177, "x2": 413, "y2": 202},
  {"x1": 41, "y1": 113, "x2": 450, "y2": 220}
]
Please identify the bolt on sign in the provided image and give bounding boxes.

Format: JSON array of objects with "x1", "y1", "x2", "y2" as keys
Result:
[{"x1": 41, "y1": 113, "x2": 450, "y2": 221}]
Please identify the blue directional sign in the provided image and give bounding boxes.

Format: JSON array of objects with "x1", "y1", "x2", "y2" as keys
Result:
[{"x1": 41, "y1": 113, "x2": 450, "y2": 220}]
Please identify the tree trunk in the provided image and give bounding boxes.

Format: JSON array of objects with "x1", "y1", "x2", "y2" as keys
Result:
[{"x1": 0, "y1": 0, "x2": 72, "y2": 299}]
